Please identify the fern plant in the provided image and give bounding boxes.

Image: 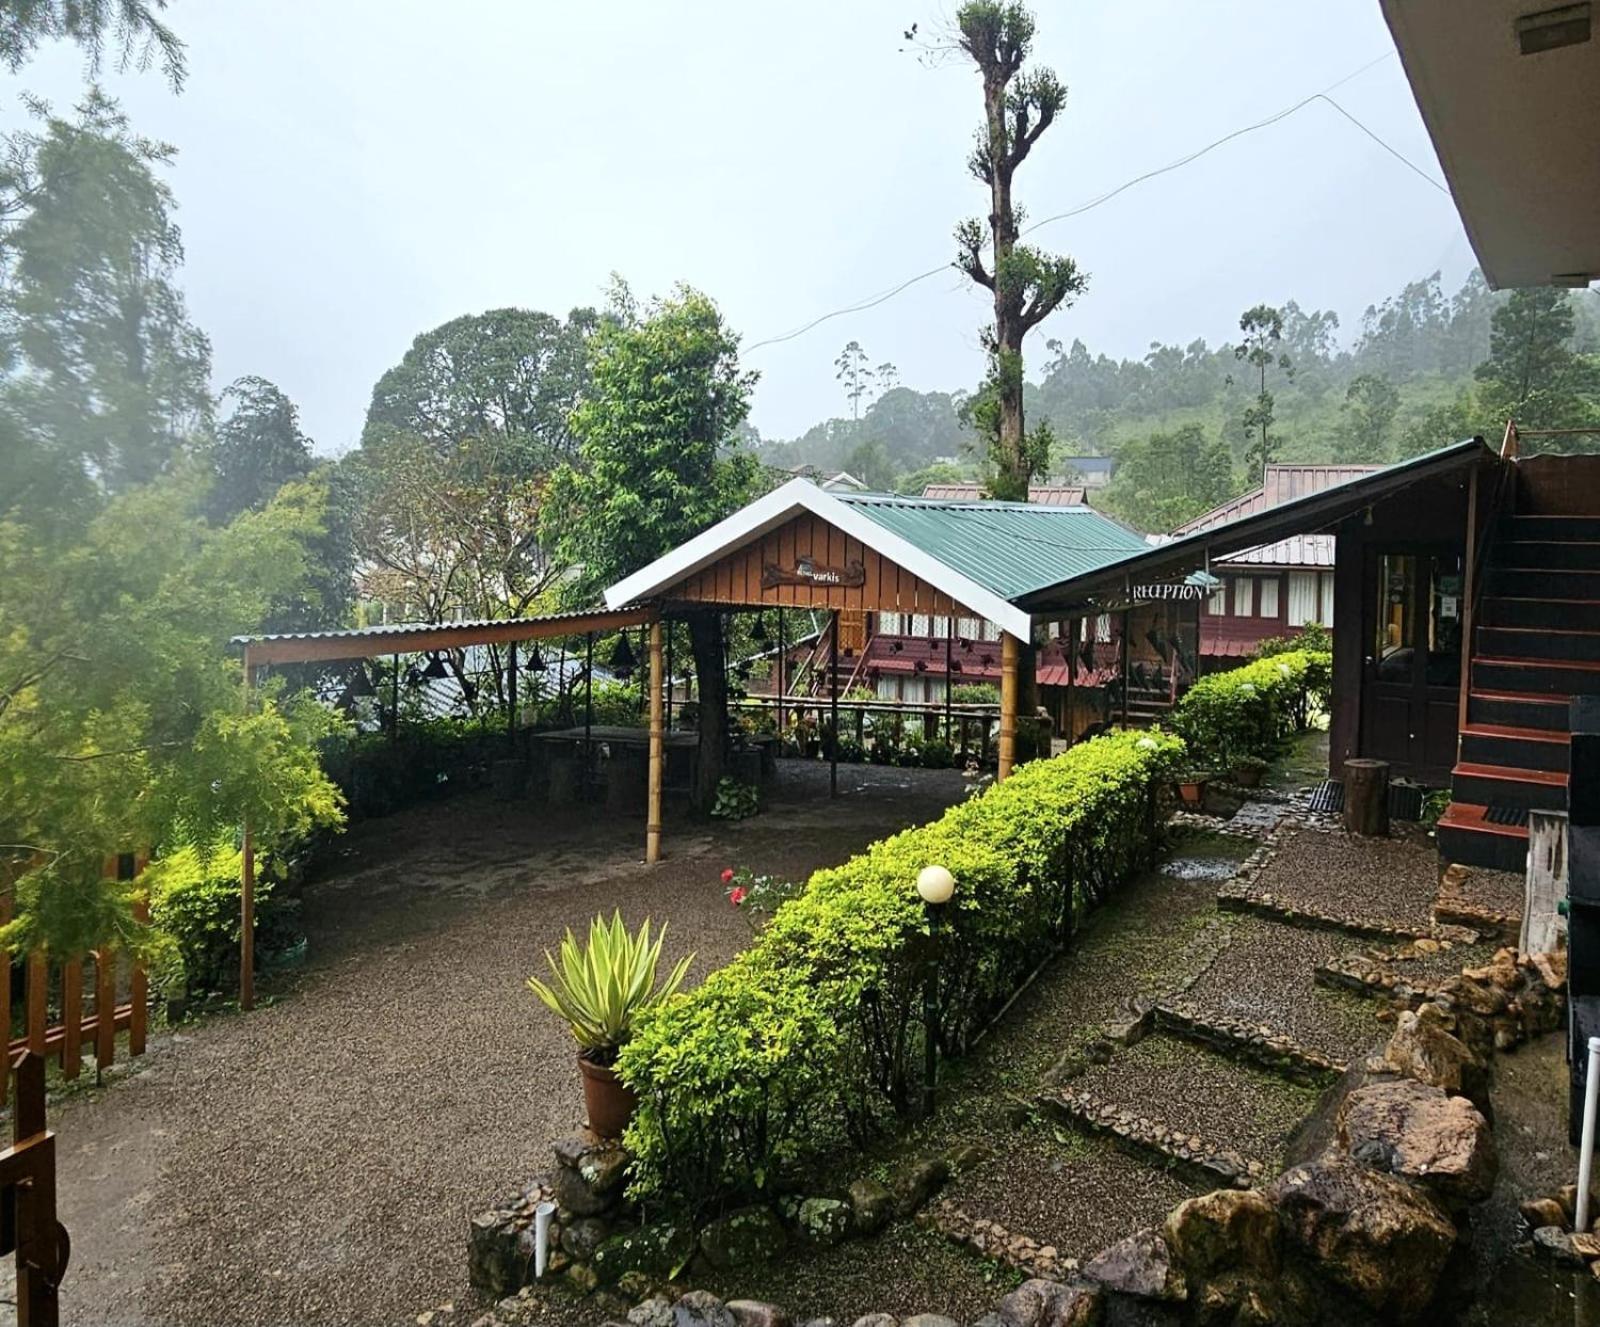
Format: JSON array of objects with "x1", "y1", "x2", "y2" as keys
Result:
[{"x1": 527, "y1": 911, "x2": 692, "y2": 1064}]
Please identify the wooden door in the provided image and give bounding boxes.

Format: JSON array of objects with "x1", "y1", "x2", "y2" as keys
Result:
[{"x1": 1360, "y1": 548, "x2": 1464, "y2": 781}]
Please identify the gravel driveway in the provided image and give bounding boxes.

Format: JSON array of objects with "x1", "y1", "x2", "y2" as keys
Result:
[{"x1": 40, "y1": 762, "x2": 968, "y2": 1327}]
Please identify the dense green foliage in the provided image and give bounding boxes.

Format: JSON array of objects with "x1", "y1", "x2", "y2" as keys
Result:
[
  {"x1": 0, "y1": 86, "x2": 346, "y2": 961},
  {"x1": 618, "y1": 728, "x2": 1183, "y2": 1211},
  {"x1": 0, "y1": 0, "x2": 185, "y2": 86},
  {"x1": 144, "y1": 841, "x2": 301, "y2": 996},
  {"x1": 1169, "y1": 649, "x2": 1330, "y2": 773},
  {"x1": 758, "y1": 270, "x2": 1600, "y2": 529}
]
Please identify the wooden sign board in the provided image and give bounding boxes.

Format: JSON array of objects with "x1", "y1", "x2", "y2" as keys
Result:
[{"x1": 762, "y1": 558, "x2": 866, "y2": 590}]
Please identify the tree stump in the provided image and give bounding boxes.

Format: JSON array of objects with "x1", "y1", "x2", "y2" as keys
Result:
[{"x1": 1344, "y1": 759, "x2": 1391, "y2": 837}]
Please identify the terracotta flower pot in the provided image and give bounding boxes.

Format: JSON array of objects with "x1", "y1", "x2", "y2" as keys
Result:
[
  {"x1": 1178, "y1": 779, "x2": 1207, "y2": 807},
  {"x1": 578, "y1": 1054, "x2": 637, "y2": 1139}
]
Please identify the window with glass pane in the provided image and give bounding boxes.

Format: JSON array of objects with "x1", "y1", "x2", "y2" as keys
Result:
[
  {"x1": 1375, "y1": 553, "x2": 1462, "y2": 687},
  {"x1": 1259, "y1": 577, "x2": 1280, "y2": 618},
  {"x1": 1233, "y1": 577, "x2": 1254, "y2": 616},
  {"x1": 1287, "y1": 571, "x2": 1318, "y2": 626}
]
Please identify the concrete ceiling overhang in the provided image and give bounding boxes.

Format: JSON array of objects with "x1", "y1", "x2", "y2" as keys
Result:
[{"x1": 1382, "y1": 0, "x2": 1600, "y2": 288}]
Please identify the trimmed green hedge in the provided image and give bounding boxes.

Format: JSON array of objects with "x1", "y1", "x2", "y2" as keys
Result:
[
  {"x1": 617, "y1": 727, "x2": 1185, "y2": 1211},
  {"x1": 1169, "y1": 649, "x2": 1330, "y2": 772}
]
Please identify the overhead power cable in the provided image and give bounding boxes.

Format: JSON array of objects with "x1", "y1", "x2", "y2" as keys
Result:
[{"x1": 745, "y1": 51, "x2": 1445, "y2": 355}]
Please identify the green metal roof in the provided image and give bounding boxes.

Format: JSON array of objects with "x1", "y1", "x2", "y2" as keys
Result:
[{"x1": 832, "y1": 493, "x2": 1153, "y2": 600}]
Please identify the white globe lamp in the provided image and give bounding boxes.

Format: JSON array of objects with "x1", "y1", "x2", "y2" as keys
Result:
[{"x1": 917, "y1": 864, "x2": 955, "y2": 907}]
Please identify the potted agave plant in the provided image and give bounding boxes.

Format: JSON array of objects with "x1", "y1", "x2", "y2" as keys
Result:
[{"x1": 527, "y1": 911, "x2": 692, "y2": 1139}]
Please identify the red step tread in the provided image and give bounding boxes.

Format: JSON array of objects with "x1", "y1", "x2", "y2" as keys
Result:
[
  {"x1": 1475, "y1": 655, "x2": 1600, "y2": 672},
  {"x1": 1470, "y1": 689, "x2": 1568, "y2": 706},
  {"x1": 1451, "y1": 761, "x2": 1567, "y2": 787},
  {"x1": 1436, "y1": 802, "x2": 1529, "y2": 841},
  {"x1": 1460, "y1": 723, "x2": 1570, "y2": 744}
]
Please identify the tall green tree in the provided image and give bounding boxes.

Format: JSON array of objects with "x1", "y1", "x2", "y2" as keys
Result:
[
  {"x1": 834, "y1": 339, "x2": 873, "y2": 423},
  {"x1": 544, "y1": 285, "x2": 760, "y2": 808},
  {"x1": 1233, "y1": 304, "x2": 1292, "y2": 480},
  {"x1": 1474, "y1": 287, "x2": 1600, "y2": 445},
  {"x1": 1339, "y1": 373, "x2": 1401, "y2": 462},
  {"x1": 362, "y1": 306, "x2": 599, "y2": 467},
  {"x1": 208, "y1": 375, "x2": 314, "y2": 522},
  {"x1": 1, "y1": 92, "x2": 212, "y2": 498},
  {"x1": 1102, "y1": 423, "x2": 1234, "y2": 532},
  {"x1": 951, "y1": 0, "x2": 1086, "y2": 501}
]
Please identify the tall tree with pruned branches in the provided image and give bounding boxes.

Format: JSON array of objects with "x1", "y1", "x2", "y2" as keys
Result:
[{"x1": 950, "y1": 1, "x2": 1086, "y2": 501}]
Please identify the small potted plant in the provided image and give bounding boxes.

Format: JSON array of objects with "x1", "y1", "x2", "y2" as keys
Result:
[
  {"x1": 1231, "y1": 754, "x2": 1269, "y2": 788},
  {"x1": 1176, "y1": 769, "x2": 1210, "y2": 807},
  {"x1": 527, "y1": 912, "x2": 692, "y2": 1139}
]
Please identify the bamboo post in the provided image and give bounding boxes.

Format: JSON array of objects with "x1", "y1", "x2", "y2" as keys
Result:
[
  {"x1": 241, "y1": 644, "x2": 257, "y2": 1011},
  {"x1": 829, "y1": 610, "x2": 840, "y2": 799},
  {"x1": 1065, "y1": 617, "x2": 1076, "y2": 747},
  {"x1": 944, "y1": 618, "x2": 954, "y2": 743},
  {"x1": 775, "y1": 611, "x2": 785, "y2": 731},
  {"x1": 647, "y1": 620, "x2": 664, "y2": 864},
  {"x1": 999, "y1": 631, "x2": 1019, "y2": 781}
]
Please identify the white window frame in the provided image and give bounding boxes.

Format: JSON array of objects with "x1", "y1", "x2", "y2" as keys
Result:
[
  {"x1": 1207, "y1": 581, "x2": 1227, "y2": 614},
  {"x1": 1319, "y1": 571, "x2": 1336, "y2": 627}
]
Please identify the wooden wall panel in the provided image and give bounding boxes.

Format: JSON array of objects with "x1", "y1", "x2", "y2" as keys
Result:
[{"x1": 671, "y1": 512, "x2": 974, "y2": 618}]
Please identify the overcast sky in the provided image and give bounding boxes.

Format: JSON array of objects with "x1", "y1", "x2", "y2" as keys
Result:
[{"x1": 17, "y1": 1, "x2": 1473, "y2": 454}]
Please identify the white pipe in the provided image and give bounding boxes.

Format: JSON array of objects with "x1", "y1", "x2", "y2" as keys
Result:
[
  {"x1": 534, "y1": 1199, "x2": 556, "y2": 1279},
  {"x1": 1578, "y1": 1037, "x2": 1600, "y2": 1234}
]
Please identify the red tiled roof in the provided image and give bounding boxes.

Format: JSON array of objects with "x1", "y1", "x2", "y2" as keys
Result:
[{"x1": 921, "y1": 483, "x2": 1088, "y2": 506}]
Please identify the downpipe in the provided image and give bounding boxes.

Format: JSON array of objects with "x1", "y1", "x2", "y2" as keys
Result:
[
  {"x1": 534, "y1": 1199, "x2": 556, "y2": 1279},
  {"x1": 1578, "y1": 1037, "x2": 1600, "y2": 1233}
]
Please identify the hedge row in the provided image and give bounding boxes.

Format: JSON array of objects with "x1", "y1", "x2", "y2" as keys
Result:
[
  {"x1": 616, "y1": 727, "x2": 1186, "y2": 1213},
  {"x1": 1169, "y1": 649, "x2": 1331, "y2": 772}
]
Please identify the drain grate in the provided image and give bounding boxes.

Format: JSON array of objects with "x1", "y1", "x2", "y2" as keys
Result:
[
  {"x1": 1388, "y1": 782, "x2": 1425, "y2": 822},
  {"x1": 1308, "y1": 780, "x2": 1344, "y2": 814},
  {"x1": 1484, "y1": 802, "x2": 1530, "y2": 827}
]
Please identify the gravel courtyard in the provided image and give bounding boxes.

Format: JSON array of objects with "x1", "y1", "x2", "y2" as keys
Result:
[{"x1": 41, "y1": 761, "x2": 969, "y2": 1327}]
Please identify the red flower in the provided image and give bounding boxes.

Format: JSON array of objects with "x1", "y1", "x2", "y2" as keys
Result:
[
  {"x1": 729, "y1": 886, "x2": 748, "y2": 906},
  {"x1": 720, "y1": 868, "x2": 735, "y2": 884}
]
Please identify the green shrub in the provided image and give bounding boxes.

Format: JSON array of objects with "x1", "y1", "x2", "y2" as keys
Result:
[
  {"x1": 710, "y1": 777, "x2": 760, "y2": 820},
  {"x1": 1170, "y1": 649, "x2": 1330, "y2": 771},
  {"x1": 618, "y1": 727, "x2": 1185, "y2": 1212},
  {"x1": 145, "y1": 843, "x2": 303, "y2": 997},
  {"x1": 920, "y1": 737, "x2": 955, "y2": 769},
  {"x1": 951, "y1": 682, "x2": 1000, "y2": 706}
]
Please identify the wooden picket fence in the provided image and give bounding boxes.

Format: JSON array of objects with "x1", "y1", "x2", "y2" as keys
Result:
[{"x1": 0, "y1": 853, "x2": 150, "y2": 1106}]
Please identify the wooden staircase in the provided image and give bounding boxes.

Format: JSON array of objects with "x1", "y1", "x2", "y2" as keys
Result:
[{"x1": 1438, "y1": 510, "x2": 1600, "y2": 870}]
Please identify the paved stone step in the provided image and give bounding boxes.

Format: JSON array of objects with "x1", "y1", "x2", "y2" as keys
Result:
[
  {"x1": 1153, "y1": 997, "x2": 1345, "y2": 1085},
  {"x1": 1178, "y1": 914, "x2": 1390, "y2": 1067},
  {"x1": 1036, "y1": 1080, "x2": 1272, "y2": 1190}
]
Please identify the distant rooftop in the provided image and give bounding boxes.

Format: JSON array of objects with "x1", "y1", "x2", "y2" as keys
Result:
[
  {"x1": 1176, "y1": 464, "x2": 1384, "y2": 569},
  {"x1": 920, "y1": 482, "x2": 1087, "y2": 507}
]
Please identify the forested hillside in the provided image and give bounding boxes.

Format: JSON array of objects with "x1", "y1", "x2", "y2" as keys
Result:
[{"x1": 757, "y1": 269, "x2": 1600, "y2": 530}]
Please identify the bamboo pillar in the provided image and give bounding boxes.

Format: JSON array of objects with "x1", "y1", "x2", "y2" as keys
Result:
[
  {"x1": 241, "y1": 646, "x2": 257, "y2": 1011},
  {"x1": 1120, "y1": 609, "x2": 1131, "y2": 728},
  {"x1": 647, "y1": 620, "x2": 664, "y2": 864},
  {"x1": 1065, "y1": 617, "x2": 1076, "y2": 747},
  {"x1": 507, "y1": 640, "x2": 518, "y2": 749},
  {"x1": 829, "y1": 609, "x2": 840, "y2": 799},
  {"x1": 999, "y1": 630, "x2": 1020, "y2": 781}
]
